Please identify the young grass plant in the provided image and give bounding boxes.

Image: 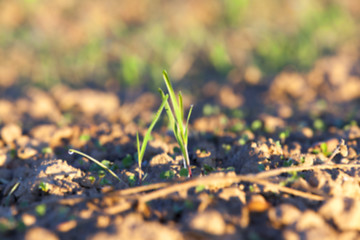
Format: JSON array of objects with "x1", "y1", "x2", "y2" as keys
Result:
[
  {"x1": 68, "y1": 149, "x2": 123, "y2": 183},
  {"x1": 159, "y1": 70, "x2": 194, "y2": 177},
  {"x1": 136, "y1": 94, "x2": 169, "y2": 184}
]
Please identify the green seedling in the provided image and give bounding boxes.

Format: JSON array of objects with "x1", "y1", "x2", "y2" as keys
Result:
[
  {"x1": 279, "y1": 171, "x2": 300, "y2": 186},
  {"x1": 283, "y1": 158, "x2": 295, "y2": 167},
  {"x1": 79, "y1": 134, "x2": 91, "y2": 142},
  {"x1": 258, "y1": 163, "x2": 265, "y2": 172},
  {"x1": 136, "y1": 94, "x2": 168, "y2": 184},
  {"x1": 251, "y1": 119, "x2": 262, "y2": 131},
  {"x1": 87, "y1": 176, "x2": 96, "y2": 184},
  {"x1": 99, "y1": 177, "x2": 111, "y2": 186},
  {"x1": 229, "y1": 122, "x2": 245, "y2": 133},
  {"x1": 238, "y1": 134, "x2": 249, "y2": 145},
  {"x1": 203, "y1": 164, "x2": 215, "y2": 175},
  {"x1": 222, "y1": 143, "x2": 232, "y2": 153},
  {"x1": 320, "y1": 142, "x2": 332, "y2": 157},
  {"x1": 160, "y1": 170, "x2": 175, "y2": 180},
  {"x1": 68, "y1": 149, "x2": 123, "y2": 183},
  {"x1": 35, "y1": 204, "x2": 47, "y2": 217},
  {"x1": 121, "y1": 154, "x2": 134, "y2": 169},
  {"x1": 128, "y1": 175, "x2": 136, "y2": 187},
  {"x1": 311, "y1": 142, "x2": 332, "y2": 157},
  {"x1": 279, "y1": 129, "x2": 290, "y2": 143},
  {"x1": 313, "y1": 118, "x2": 325, "y2": 131},
  {"x1": 179, "y1": 168, "x2": 189, "y2": 177},
  {"x1": 195, "y1": 185, "x2": 206, "y2": 193},
  {"x1": 203, "y1": 104, "x2": 220, "y2": 116},
  {"x1": 159, "y1": 70, "x2": 194, "y2": 177},
  {"x1": 41, "y1": 147, "x2": 53, "y2": 154},
  {"x1": 38, "y1": 181, "x2": 49, "y2": 192}
]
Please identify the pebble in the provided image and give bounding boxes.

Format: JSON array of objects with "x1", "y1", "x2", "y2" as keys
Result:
[{"x1": 1, "y1": 123, "x2": 22, "y2": 146}]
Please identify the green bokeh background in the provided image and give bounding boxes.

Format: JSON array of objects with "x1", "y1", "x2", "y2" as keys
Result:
[{"x1": 0, "y1": 0, "x2": 359, "y2": 90}]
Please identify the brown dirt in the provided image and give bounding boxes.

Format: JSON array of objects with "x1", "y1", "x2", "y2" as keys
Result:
[{"x1": 2, "y1": 53, "x2": 360, "y2": 240}]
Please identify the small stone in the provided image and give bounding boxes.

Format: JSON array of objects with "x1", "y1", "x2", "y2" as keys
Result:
[
  {"x1": 25, "y1": 227, "x2": 59, "y2": 240},
  {"x1": 218, "y1": 187, "x2": 246, "y2": 204},
  {"x1": 339, "y1": 144, "x2": 348, "y2": 157},
  {"x1": 22, "y1": 213, "x2": 36, "y2": 226},
  {"x1": 247, "y1": 194, "x2": 271, "y2": 212},
  {"x1": 1, "y1": 123, "x2": 22, "y2": 145},
  {"x1": 283, "y1": 230, "x2": 300, "y2": 240},
  {"x1": 348, "y1": 147, "x2": 357, "y2": 159},
  {"x1": 219, "y1": 86, "x2": 243, "y2": 109},
  {"x1": 56, "y1": 220, "x2": 77, "y2": 232},
  {"x1": 17, "y1": 147, "x2": 37, "y2": 159},
  {"x1": 268, "y1": 204, "x2": 301, "y2": 228},
  {"x1": 0, "y1": 150, "x2": 9, "y2": 167},
  {"x1": 189, "y1": 210, "x2": 226, "y2": 235},
  {"x1": 301, "y1": 127, "x2": 313, "y2": 138},
  {"x1": 295, "y1": 210, "x2": 327, "y2": 231},
  {"x1": 320, "y1": 197, "x2": 360, "y2": 231}
]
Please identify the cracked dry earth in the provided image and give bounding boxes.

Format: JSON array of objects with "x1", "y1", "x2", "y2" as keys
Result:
[{"x1": 2, "y1": 63, "x2": 360, "y2": 239}]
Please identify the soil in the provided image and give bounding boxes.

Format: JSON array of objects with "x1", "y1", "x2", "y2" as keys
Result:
[{"x1": 2, "y1": 53, "x2": 360, "y2": 239}]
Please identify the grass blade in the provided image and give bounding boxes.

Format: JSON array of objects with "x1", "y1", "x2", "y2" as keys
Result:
[
  {"x1": 136, "y1": 132, "x2": 141, "y2": 166},
  {"x1": 68, "y1": 149, "x2": 123, "y2": 183},
  {"x1": 163, "y1": 70, "x2": 182, "y2": 127},
  {"x1": 139, "y1": 95, "x2": 168, "y2": 161},
  {"x1": 159, "y1": 88, "x2": 176, "y2": 132},
  {"x1": 137, "y1": 94, "x2": 168, "y2": 184},
  {"x1": 162, "y1": 70, "x2": 179, "y2": 112},
  {"x1": 6, "y1": 181, "x2": 20, "y2": 206},
  {"x1": 184, "y1": 104, "x2": 194, "y2": 145},
  {"x1": 136, "y1": 132, "x2": 142, "y2": 183},
  {"x1": 178, "y1": 91, "x2": 184, "y2": 124}
]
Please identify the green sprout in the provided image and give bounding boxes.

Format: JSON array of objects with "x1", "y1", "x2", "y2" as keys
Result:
[
  {"x1": 160, "y1": 170, "x2": 175, "y2": 180},
  {"x1": 68, "y1": 149, "x2": 123, "y2": 183},
  {"x1": 136, "y1": 94, "x2": 168, "y2": 184},
  {"x1": 279, "y1": 171, "x2": 300, "y2": 186},
  {"x1": 320, "y1": 142, "x2": 332, "y2": 157},
  {"x1": 159, "y1": 70, "x2": 194, "y2": 177},
  {"x1": 121, "y1": 154, "x2": 134, "y2": 168},
  {"x1": 38, "y1": 181, "x2": 49, "y2": 192},
  {"x1": 35, "y1": 204, "x2": 47, "y2": 217},
  {"x1": 5, "y1": 181, "x2": 20, "y2": 206}
]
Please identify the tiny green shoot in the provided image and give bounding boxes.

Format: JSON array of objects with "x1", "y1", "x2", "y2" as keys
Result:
[
  {"x1": 320, "y1": 142, "x2": 332, "y2": 157},
  {"x1": 159, "y1": 70, "x2": 194, "y2": 177},
  {"x1": 128, "y1": 175, "x2": 136, "y2": 187},
  {"x1": 203, "y1": 164, "x2": 215, "y2": 174},
  {"x1": 251, "y1": 119, "x2": 262, "y2": 131},
  {"x1": 179, "y1": 168, "x2": 189, "y2": 177},
  {"x1": 35, "y1": 204, "x2": 47, "y2": 216},
  {"x1": 121, "y1": 154, "x2": 134, "y2": 169},
  {"x1": 160, "y1": 170, "x2": 175, "y2": 180},
  {"x1": 79, "y1": 134, "x2": 91, "y2": 142},
  {"x1": 41, "y1": 147, "x2": 53, "y2": 154},
  {"x1": 68, "y1": 149, "x2": 123, "y2": 183},
  {"x1": 38, "y1": 181, "x2": 49, "y2": 192},
  {"x1": 195, "y1": 185, "x2": 205, "y2": 193},
  {"x1": 279, "y1": 171, "x2": 300, "y2": 186},
  {"x1": 136, "y1": 94, "x2": 168, "y2": 184},
  {"x1": 5, "y1": 181, "x2": 20, "y2": 206},
  {"x1": 258, "y1": 163, "x2": 265, "y2": 172},
  {"x1": 313, "y1": 118, "x2": 325, "y2": 131}
]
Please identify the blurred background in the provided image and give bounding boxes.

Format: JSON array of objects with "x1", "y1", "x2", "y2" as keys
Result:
[{"x1": 1, "y1": 0, "x2": 360, "y2": 126}]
